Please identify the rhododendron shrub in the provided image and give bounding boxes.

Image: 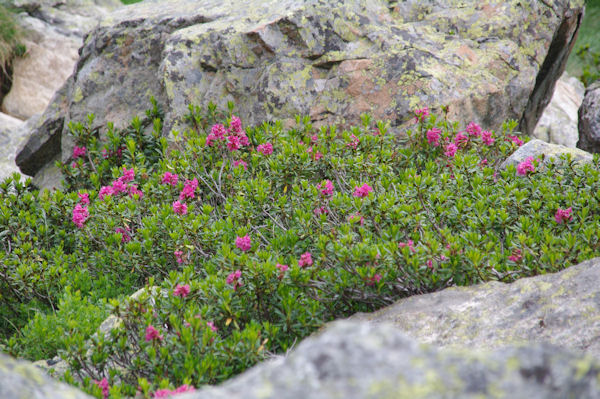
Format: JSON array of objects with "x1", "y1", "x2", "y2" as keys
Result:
[{"x1": 2, "y1": 102, "x2": 600, "y2": 398}]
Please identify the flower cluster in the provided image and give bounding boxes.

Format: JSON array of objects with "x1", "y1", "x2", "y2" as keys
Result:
[
  {"x1": 98, "y1": 167, "x2": 142, "y2": 200},
  {"x1": 555, "y1": 207, "x2": 573, "y2": 224},
  {"x1": 153, "y1": 384, "x2": 196, "y2": 398},
  {"x1": 72, "y1": 204, "x2": 89, "y2": 228},
  {"x1": 517, "y1": 157, "x2": 535, "y2": 176},
  {"x1": 353, "y1": 184, "x2": 373, "y2": 198},
  {"x1": 235, "y1": 235, "x2": 252, "y2": 252},
  {"x1": 206, "y1": 118, "x2": 250, "y2": 152}
]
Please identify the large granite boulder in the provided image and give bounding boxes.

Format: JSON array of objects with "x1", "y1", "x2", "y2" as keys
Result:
[
  {"x1": 1, "y1": 0, "x2": 122, "y2": 120},
  {"x1": 577, "y1": 80, "x2": 600, "y2": 153},
  {"x1": 352, "y1": 257, "x2": 600, "y2": 360},
  {"x1": 185, "y1": 320, "x2": 600, "y2": 399},
  {"x1": 0, "y1": 351, "x2": 92, "y2": 399},
  {"x1": 533, "y1": 71, "x2": 584, "y2": 148},
  {"x1": 16, "y1": 0, "x2": 584, "y2": 183}
]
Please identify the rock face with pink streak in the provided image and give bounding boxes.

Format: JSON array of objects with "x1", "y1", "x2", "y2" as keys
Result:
[{"x1": 16, "y1": 0, "x2": 584, "y2": 186}]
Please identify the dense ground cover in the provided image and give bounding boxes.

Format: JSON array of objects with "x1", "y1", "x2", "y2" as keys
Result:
[{"x1": 1, "y1": 99, "x2": 600, "y2": 398}]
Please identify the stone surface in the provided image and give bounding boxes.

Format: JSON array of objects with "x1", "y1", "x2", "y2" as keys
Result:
[
  {"x1": 0, "y1": 112, "x2": 26, "y2": 181},
  {"x1": 500, "y1": 138, "x2": 593, "y2": 170},
  {"x1": 352, "y1": 257, "x2": 600, "y2": 359},
  {"x1": 1, "y1": 0, "x2": 122, "y2": 120},
  {"x1": 0, "y1": 351, "x2": 93, "y2": 399},
  {"x1": 16, "y1": 0, "x2": 584, "y2": 179},
  {"x1": 185, "y1": 320, "x2": 600, "y2": 399},
  {"x1": 533, "y1": 71, "x2": 584, "y2": 148},
  {"x1": 577, "y1": 80, "x2": 600, "y2": 153}
]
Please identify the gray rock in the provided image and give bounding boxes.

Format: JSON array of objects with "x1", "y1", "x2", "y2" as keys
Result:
[
  {"x1": 577, "y1": 80, "x2": 600, "y2": 153},
  {"x1": 352, "y1": 257, "x2": 600, "y2": 360},
  {"x1": 500, "y1": 138, "x2": 593, "y2": 170},
  {"x1": 16, "y1": 0, "x2": 585, "y2": 179},
  {"x1": 533, "y1": 71, "x2": 584, "y2": 148},
  {"x1": 1, "y1": 0, "x2": 122, "y2": 120},
  {"x1": 184, "y1": 320, "x2": 600, "y2": 399},
  {"x1": 0, "y1": 112, "x2": 26, "y2": 181},
  {"x1": 0, "y1": 351, "x2": 93, "y2": 399}
]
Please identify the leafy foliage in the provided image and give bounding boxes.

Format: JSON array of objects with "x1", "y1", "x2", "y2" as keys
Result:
[{"x1": 2, "y1": 102, "x2": 600, "y2": 398}]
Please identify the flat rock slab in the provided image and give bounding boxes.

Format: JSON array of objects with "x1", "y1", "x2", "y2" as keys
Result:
[
  {"x1": 186, "y1": 320, "x2": 600, "y2": 399},
  {"x1": 352, "y1": 257, "x2": 600, "y2": 360},
  {"x1": 500, "y1": 138, "x2": 593, "y2": 169},
  {"x1": 16, "y1": 0, "x2": 585, "y2": 180},
  {"x1": 0, "y1": 352, "x2": 92, "y2": 399}
]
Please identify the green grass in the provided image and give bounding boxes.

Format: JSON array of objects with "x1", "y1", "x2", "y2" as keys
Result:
[
  {"x1": 566, "y1": 0, "x2": 600, "y2": 80},
  {"x1": 0, "y1": 5, "x2": 21, "y2": 74},
  {"x1": 121, "y1": 0, "x2": 144, "y2": 4}
]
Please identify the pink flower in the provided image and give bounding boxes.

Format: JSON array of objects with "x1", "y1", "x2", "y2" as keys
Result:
[
  {"x1": 226, "y1": 270, "x2": 242, "y2": 289},
  {"x1": 71, "y1": 161, "x2": 79, "y2": 169},
  {"x1": 454, "y1": 133, "x2": 468, "y2": 147},
  {"x1": 206, "y1": 321, "x2": 218, "y2": 332},
  {"x1": 93, "y1": 378, "x2": 109, "y2": 399},
  {"x1": 426, "y1": 259, "x2": 434, "y2": 270},
  {"x1": 372, "y1": 128, "x2": 381, "y2": 136},
  {"x1": 444, "y1": 142, "x2": 458, "y2": 158},
  {"x1": 72, "y1": 204, "x2": 89, "y2": 228},
  {"x1": 298, "y1": 252, "x2": 313, "y2": 268},
  {"x1": 233, "y1": 159, "x2": 248, "y2": 170},
  {"x1": 314, "y1": 151, "x2": 323, "y2": 160},
  {"x1": 211, "y1": 123, "x2": 227, "y2": 139},
  {"x1": 98, "y1": 185, "x2": 114, "y2": 200},
  {"x1": 481, "y1": 130, "x2": 495, "y2": 145},
  {"x1": 78, "y1": 192, "x2": 90, "y2": 205},
  {"x1": 238, "y1": 133, "x2": 250, "y2": 147},
  {"x1": 365, "y1": 274, "x2": 382, "y2": 286},
  {"x1": 319, "y1": 180, "x2": 334, "y2": 197},
  {"x1": 174, "y1": 250, "x2": 184, "y2": 264},
  {"x1": 555, "y1": 207, "x2": 573, "y2": 224},
  {"x1": 179, "y1": 178, "x2": 198, "y2": 200},
  {"x1": 311, "y1": 134, "x2": 319, "y2": 143},
  {"x1": 235, "y1": 235, "x2": 251, "y2": 251},
  {"x1": 115, "y1": 227, "x2": 131, "y2": 243},
  {"x1": 101, "y1": 148, "x2": 110, "y2": 159},
  {"x1": 162, "y1": 172, "x2": 179, "y2": 186},
  {"x1": 466, "y1": 122, "x2": 482, "y2": 137},
  {"x1": 353, "y1": 183, "x2": 373, "y2": 198},
  {"x1": 206, "y1": 133, "x2": 217, "y2": 147},
  {"x1": 230, "y1": 115, "x2": 243, "y2": 133},
  {"x1": 516, "y1": 157, "x2": 535, "y2": 176},
  {"x1": 508, "y1": 249, "x2": 522, "y2": 262},
  {"x1": 128, "y1": 184, "x2": 144, "y2": 199},
  {"x1": 120, "y1": 167, "x2": 135, "y2": 183},
  {"x1": 72, "y1": 146, "x2": 86, "y2": 159},
  {"x1": 172, "y1": 200, "x2": 188, "y2": 215},
  {"x1": 276, "y1": 263, "x2": 289, "y2": 272},
  {"x1": 112, "y1": 179, "x2": 128, "y2": 194},
  {"x1": 507, "y1": 135, "x2": 524, "y2": 146},
  {"x1": 398, "y1": 240, "x2": 416, "y2": 253},
  {"x1": 346, "y1": 134, "x2": 359, "y2": 149},
  {"x1": 480, "y1": 158, "x2": 488, "y2": 166},
  {"x1": 154, "y1": 384, "x2": 196, "y2": 398},
  {"x1": 414, "y1": 107, "x2": 429, "y2": 123},
  {"x1": 174, "y1": 284, "x2": 191, "y2": 298},
  {"x1": 227, "y1": 135, "x2": 241, "y2": 151},
  {"x1": 426, "y1": 128, "x2": 441, "y2": 146},
  {"x1": 145, "y1": 325, "x2": 163, "y2": 342},
  {"x1": 257, "y1": 142, "x2": 273, "y2": 155}
]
